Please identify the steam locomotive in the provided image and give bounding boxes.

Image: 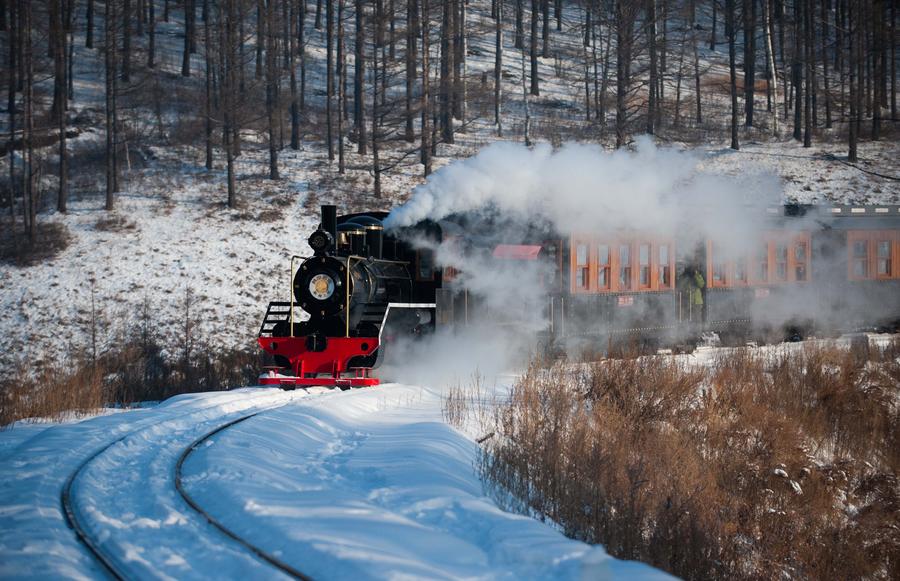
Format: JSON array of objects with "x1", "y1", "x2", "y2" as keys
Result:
[{"x1": 258, "y1": 203, "x2": 900, "y2": 388}]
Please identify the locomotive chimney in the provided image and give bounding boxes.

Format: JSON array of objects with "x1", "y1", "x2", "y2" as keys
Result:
[
  {"x1": 322, "y1": 205, "x2": 337, "y2": 250},
  {"x1": 365, "y1": 225, "x2": 384, "y2": 259}
]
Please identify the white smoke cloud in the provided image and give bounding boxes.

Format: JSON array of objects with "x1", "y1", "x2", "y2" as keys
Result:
[{"x1": 384, "y1": 138, "x2": 781, "y2": 238}]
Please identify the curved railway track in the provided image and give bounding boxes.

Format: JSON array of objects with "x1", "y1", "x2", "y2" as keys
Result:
[
  {"x1": 60, "y1": 399, "x2": 317, "y2": 580},
  {"x1": 174, "y1": 413, "x2": 314, "y2": 581}
]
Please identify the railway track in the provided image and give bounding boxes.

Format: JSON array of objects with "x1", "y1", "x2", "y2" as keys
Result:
[
  {"x1": 60, "y1": 393, "x2": 320, "y2": 580},
  {"x1": 174, "y1": 413, "x2": 314, "y2": 581}
]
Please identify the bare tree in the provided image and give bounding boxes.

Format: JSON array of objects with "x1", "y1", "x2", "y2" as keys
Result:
[
  {"x1": 355, "y1": 0, "x2": 367, "y2": 154},
  {"x1": 727, "y1": 0, "x2": 740, "y2": 149},
  {"x1": 406, "y1": 0, "x2": 419, "y2": 142},
  {"x1": 494, "y1": 0, "x2": 503, "y2": 135},
  {"x1": 764, "y1": 0, "x2": 779, "y2": 135},
  {"x1": 327, "y1": 0, "x2": 335, "y2": 160},
  {"x1": 106, "y1": 0, "x2": 119, "y2": 209},
  {"x1": 266, "y1": 0, "x2": 280, "y2": 178},
  {"x1": 529, "y1": 0, "x2": 539, "y2": 95},
  {"x1": 52, "y1": 0, "x2": 68, "y2": 212},
  {"x1": 421, "y1": 0, "x2": 432, "y2": 174}
]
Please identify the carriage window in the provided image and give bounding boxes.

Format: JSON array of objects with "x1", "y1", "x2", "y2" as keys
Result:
[
  {"x1": 852, "y1": 240, "x2": 868, "y2": 278},
  {"x1": 735, "y1": 257, "x2": 747, "y2": 283},
  {"x1": 775, "y1": 243, "x2": 788, "y2": 281},
  {"x1": 658, "y1": 244, "x2": 671, "y2": 288},
  {"x1": 417, "y1": 249, "x2": 435, "y2": 281},
  {"x1": 877, "y1": 240, "x2": 891, "y2": 277},
  {"x1": 619, "y1": 244, "x2": 632, "y2": 290},
  {"x1": 794, "y1": 240, "x2": 808, "y2": 281},
  {"x1": 639, "y1": 244, "x2": 651, "y2": 287},
  {"x1": 711, "y1": 243, "x2": 726, "y2": 285},
  {"x1": 757, "y1": 243, "x2": 769, "y2": 282},
  {"x1": 575, "y1": 243, "x2": 589, "y2": 290},
  {"x1": 598, "y1": 244, "x2": 610, "y2": 289}
]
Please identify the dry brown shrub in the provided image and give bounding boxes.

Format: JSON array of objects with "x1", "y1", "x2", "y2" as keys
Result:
[
  {"x1": 479, "y1": 343, "x2": 900, "y2": 580},
  {"x1": 0, "y1": 222, "x2": 72, "y2": 266}
]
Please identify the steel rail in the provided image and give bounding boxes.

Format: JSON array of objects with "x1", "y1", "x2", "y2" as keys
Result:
[{"x1": 174, "y1": 413, "x2": 315, "y2": 581}]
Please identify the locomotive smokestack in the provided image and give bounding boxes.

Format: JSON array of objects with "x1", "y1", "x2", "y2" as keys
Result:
[
  {"x1": 365, "y1": 226, "x2": 384, "y2": 259},
  {"x1": 322, "y1": 205, "x2": 337, "y2": 250}
]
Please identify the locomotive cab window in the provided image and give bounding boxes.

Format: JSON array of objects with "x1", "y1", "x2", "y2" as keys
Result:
[{"x1": 416, "y1": 249, "x2": 435, "y2": 281}]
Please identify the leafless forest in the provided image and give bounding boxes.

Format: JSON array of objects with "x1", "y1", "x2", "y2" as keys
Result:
[{"x1": 1, "y1": 0, "x2": 897, "y2": 247}]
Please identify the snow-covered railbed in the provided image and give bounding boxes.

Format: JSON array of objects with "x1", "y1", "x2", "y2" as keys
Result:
[
  {"x1": 180, "y1": 384, "x2": 668, "y2": 580},
  {"x1": 1, "y1": 384, "x2": 668, "y2": 580},
  {"x1": 0, "y1": 388, "x2": 325, "y2": 579}
]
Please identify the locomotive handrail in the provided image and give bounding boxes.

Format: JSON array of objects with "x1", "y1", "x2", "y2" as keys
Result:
[{"x1": 289, "y1": 255, "x2": 310, "y2": 338}]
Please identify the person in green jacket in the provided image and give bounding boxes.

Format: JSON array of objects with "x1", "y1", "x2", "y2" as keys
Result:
[{"x1": 679, "y1": 266, "x2": 705, "y2": 322}]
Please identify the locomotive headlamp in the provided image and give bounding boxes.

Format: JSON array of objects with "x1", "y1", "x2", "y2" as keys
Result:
[
  {"x1": 308, "y1": 229, "x2": 333, "y2": 254},
  {"x1": 309, "y1": 273, "x2": 336, "y2": 300}
]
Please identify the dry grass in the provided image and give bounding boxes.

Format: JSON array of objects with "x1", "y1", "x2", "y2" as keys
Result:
[
  {"x1": 94, "y1": 214, "x2": 138, "y2": 232},
  {"x1": 0, "y1": 222, "x2": 72, "y2": 266},
  {"x1": 478, "y1": 341, "x2": 900, "y2": 580}
]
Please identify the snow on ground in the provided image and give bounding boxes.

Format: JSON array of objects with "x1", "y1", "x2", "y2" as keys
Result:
[{"x1": 0, "y1": 382, "x2": 671, "y2": 580}]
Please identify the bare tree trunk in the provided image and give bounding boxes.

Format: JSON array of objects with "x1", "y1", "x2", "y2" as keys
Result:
[
  {"x1": 529, "y1": 0, "x2": 539, "y2": 95},
  {"x1": 266, "y1": 0, "x2": 280, "y2": 178},
  {"x1": 542, "y1": 0, "x2": 549, "y2": 58},
  {"x1": 23, "y1": 0, "x2": 35, "y2": 241},
  {"x1": 355, "y1": 0, "x2": 367, "y2": 154},
  {"x1": 256, "y1": 0, "x2": 264, "y2": 77},
  {"x1": 373, "y1": 0, "x2": 382, "y2": 197},
  {"x1": 521, "y1": 44, "x2": 532, "y2": 145},
  {"x1": 804, "y1": 0, "x2": 813, "y2": 146},
  {"x1": 848, "y1": 0, "x2": 858, "y2": 161},
  {"x1": 299, "y1": 0, "x2": 306, "y2": 109},
  {"x1": 148, "y1": 0, "x2": 156, "y2": 67},
  {"x1": 744, "y1": 0, "x2": 756, "y2": 126},
  {"x1": 290, "y1": 0, "x2": 300, "y2": 149},
  {"x1": 458, "y1": 0, "x2": 467, "y2": 125},
  {"x1": 224, "y1": 0, "x2": 238, "y2": 207},
  {"x1": 710, "y1": 0, "x2": 717, "y2": 49},
  {"x1": 727, "y1": 0, "x2": 740, "y2": 149},
  {"x1": 647, "y1": 0, "x2": 657, "y2": 135},
  {"x1": 316, "y1": 0, "x2": 323, "y2": 29},
  {"x1": 123, "y1": 0, "x2": 132, "y2": 81},
  {"x1": 87, "y1": 0, "x2": 94, "y2": 48},
  {"x1": 205, "y1": 1, "x2": 213, "y2": 170},
  {"x1": 7, "y1": 0, "x2": 16, "y2": 238},
  {"x1": 494, "y1": 0, "x2": 502, "y2": 135},
  {"x1": 421, "y1": 0, "x2": 431, "y2": 174},
  {"x1": 106, "y1": 0, "x2": 119, "y2": 209},
  {"x1": 406, "y1": 0, "x2": 419, "y2": 142},
  {"x1": 822, "y1": 0, "x2": 832, "y2": 128},
  {"x1": 615, "y1": 0, "x2": 633, "y2": 148},
  {"x1": 440, "y1": 0, "x2": 455, "y2": 142},
  {"x1": 515, "y1": 0, "x2": 523, "y2": 49},
  {"x1": 764, "y1": 0, "x2": 779, "y2": 135},
  {"x1": 692, "y1": 0, "x2": 702, "y2": 124},
  {"x1": 182, "y1": 0, "x2": 192, "y2": 76},
  {"x1": 53, "y1": 0, "x2": 68, "y2": 212},
  {"x1": 793, "y1": 0, "x2": 803, "y2": 140},
  {"x1": 599, "y1": 11, "x2": 612, "y2": 124},
  {"x1": 338, "y1": 0, "x2": 345, "y2": 172},
  {"x1": 327, "y1": 0, "x2": 335, "y2": 160}
]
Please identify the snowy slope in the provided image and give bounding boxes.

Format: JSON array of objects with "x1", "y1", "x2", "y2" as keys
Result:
[{"x1": 0, "y1": 383, "x2": 671, "y2": 580}]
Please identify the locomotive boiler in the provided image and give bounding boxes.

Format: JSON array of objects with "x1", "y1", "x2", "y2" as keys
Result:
[{"x1": 257, "y1": 205, "x2": 438, "y2": 388}]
